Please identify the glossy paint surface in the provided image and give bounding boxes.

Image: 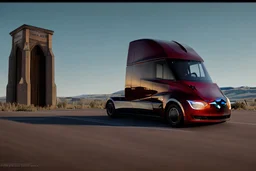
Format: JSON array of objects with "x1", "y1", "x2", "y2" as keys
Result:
[
  {"x1": 120, "y1": 39, "x2": 231, "y2": 123},
  {"x1": 127, "y1": 39, "x2": 203, "y2": 66}
]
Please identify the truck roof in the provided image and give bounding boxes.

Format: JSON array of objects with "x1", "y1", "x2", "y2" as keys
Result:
[{"x1": 127, "y1": 39, "x2": 204, "y2": 66}]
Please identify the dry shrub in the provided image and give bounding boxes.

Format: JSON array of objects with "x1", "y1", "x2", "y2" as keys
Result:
[
  {"x1": 231, "y1": 102, "x2": 246, "y2": 110},
  {"x1": 231, "y1": 101, "x2": 256, "y2": 111},
  {"x1": 246, "y1": 105, "x2": 256, "y2": 111},
  {"x1": 248, "y1": 102, "x2": 256, "y2": 111},
  {"x1": 89, "y1": 99, "x2": 105, "y2": 109},
  {"x1": 17, "y1": 104, "x2": 37, "y2": 112},
  {"x1": 250, "y1": 102, "x2": 256, "y2": 106},
  {"x1": 0, "y1": 102, "x2": 37, "y2": 112},
  {"x1": 57, "y1": 100, "x2": 68, "y2": 109},
  {"x1": 0, "y1": 99, "x2": 107, "y2": 112},
  {"x1": 56, "y1": 99, "x2": 106, "y2": 110}
]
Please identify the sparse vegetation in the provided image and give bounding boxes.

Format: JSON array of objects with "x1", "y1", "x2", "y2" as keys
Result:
[
  {"x1": 0, "y1": 102, "x2": 38, "y2": 112},
  {"x1": 0, "y1": 99, "x2": 106, "y2": 112},
  {"x1": 231, "y1": 102, "x2": 246, "y2": 110},
  {"x1": 231, "y1": 101, "x2": 256, "y2": 111}
]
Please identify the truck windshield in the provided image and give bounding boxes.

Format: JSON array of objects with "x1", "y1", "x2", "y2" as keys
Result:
[{"x1": 167, "y1": 59, "x2": 212, "y2": 82}]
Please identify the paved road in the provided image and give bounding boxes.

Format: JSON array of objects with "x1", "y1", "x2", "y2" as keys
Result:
[{"x1": 0, "y1": 109, "x2": 256, "y2": 171}]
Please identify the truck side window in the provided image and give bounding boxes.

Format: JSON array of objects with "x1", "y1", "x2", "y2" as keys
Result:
[
  {"x1": 198, "y1": 64, "x2": 205, "y2": 77},
  {"x1": 156, "y1": 62, "x2": 175, "y2": 80},
  {"x1": 163, "y1": 63, "x2": 175, "y2": 80},
  {"x1": 156, "y1": 64, "x2": 163, "y2": 78},
  {"x1": 190, "y1": 63, "x2": 205, "y2": 77}
]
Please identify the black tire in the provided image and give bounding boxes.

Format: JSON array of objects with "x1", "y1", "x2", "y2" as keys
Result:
[
  {"x1": 165, "y1": 103, "x2": 184, "y2": 128},
  {"x1": 106, "y1": 100, "x2": 118, "y2": 118}
]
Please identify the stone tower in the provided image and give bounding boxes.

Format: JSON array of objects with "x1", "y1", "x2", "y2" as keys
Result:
[{"x1": 6, "y1": 24, "x2": 57, "y2": 107}]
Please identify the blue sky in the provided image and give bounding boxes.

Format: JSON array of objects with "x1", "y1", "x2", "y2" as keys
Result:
[{"x1": 0, "y1": 3, "x2": 255, "y2": 97}]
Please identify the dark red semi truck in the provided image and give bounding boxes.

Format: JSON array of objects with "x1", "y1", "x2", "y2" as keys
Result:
[{"x1": 105, "y1": 39, "x2": 231, "y2": 127}]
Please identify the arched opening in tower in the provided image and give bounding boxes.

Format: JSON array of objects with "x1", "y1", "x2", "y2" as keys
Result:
[
  {"x1": 14, "y1": 47, "x2": 22, "y2": 102},
  {"x1": 30, "y1": 45, "x2": 46, "y2": 107}
]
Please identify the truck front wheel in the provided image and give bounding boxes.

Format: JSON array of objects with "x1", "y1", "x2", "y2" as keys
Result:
[
  {"x1": 106, "y1": 101, "x2": 118, "y2": 118},
  {"x1": 165, "y1": 103, "x2": 184, "y2": 128}
]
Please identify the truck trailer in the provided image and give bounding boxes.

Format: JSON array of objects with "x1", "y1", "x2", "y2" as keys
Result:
[{"x1": 105, "y1": 39, "x2": 231, "y2": 127}]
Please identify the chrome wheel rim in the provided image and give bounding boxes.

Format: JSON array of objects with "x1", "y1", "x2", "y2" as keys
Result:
[
  {"x1": 107, "y1": 102, "x2": 114, "y2": 116},
  {"x1": 168, "y1": 107, "x2": 180, "y2": 123}
]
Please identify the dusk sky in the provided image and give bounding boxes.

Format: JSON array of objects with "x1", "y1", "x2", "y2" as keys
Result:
[{"x1": 0, "y1": 3, "x2": 255, "y2": 97}]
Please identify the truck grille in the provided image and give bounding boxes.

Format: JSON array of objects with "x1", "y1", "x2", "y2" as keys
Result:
[{"x1": 193, "y1": 115, "x2": 231, "y2": 120}]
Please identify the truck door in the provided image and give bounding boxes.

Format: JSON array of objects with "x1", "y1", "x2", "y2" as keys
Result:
[{"x1": 131, "y1": 62, "x2": 154, "y2": 113}]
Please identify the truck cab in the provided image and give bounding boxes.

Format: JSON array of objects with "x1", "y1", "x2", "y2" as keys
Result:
[{"x1": 105, "y1": 39, "x2": 231, "y2": 127}]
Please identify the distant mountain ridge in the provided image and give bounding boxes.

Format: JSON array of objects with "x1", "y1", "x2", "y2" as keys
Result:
[
  {"x1": 220, "y1": 87, "x2": 235, "y2": 91},
  {"x1": 69, "y1": 86, "x2": 256, "y2": 101},
  {"x1": 220, "y1": 86, "x2": 256, "y2": 101},
  {"x1": 72, "y1": 94, "x2": 110, "y2": 99}
]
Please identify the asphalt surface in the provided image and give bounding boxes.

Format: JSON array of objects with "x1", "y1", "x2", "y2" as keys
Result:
[{"x1": 0, "y1": 109, "x2": 256, "y2": 171}]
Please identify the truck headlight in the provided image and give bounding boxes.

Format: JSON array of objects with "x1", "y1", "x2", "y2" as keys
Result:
[
  {"x1": 187, "y1": 100, "x2": 208, "y2": 110},
  {"x1": 225, "y1": 96, "x2": 231, "y2": 110}
]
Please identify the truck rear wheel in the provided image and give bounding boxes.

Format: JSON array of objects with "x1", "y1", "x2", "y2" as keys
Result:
[
  {"x1": 106, "y1": 101, "x2": 118, "y2": 118},
  {"x1": 165, "y1": 103, "x2": 184, "y2": 128}
]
